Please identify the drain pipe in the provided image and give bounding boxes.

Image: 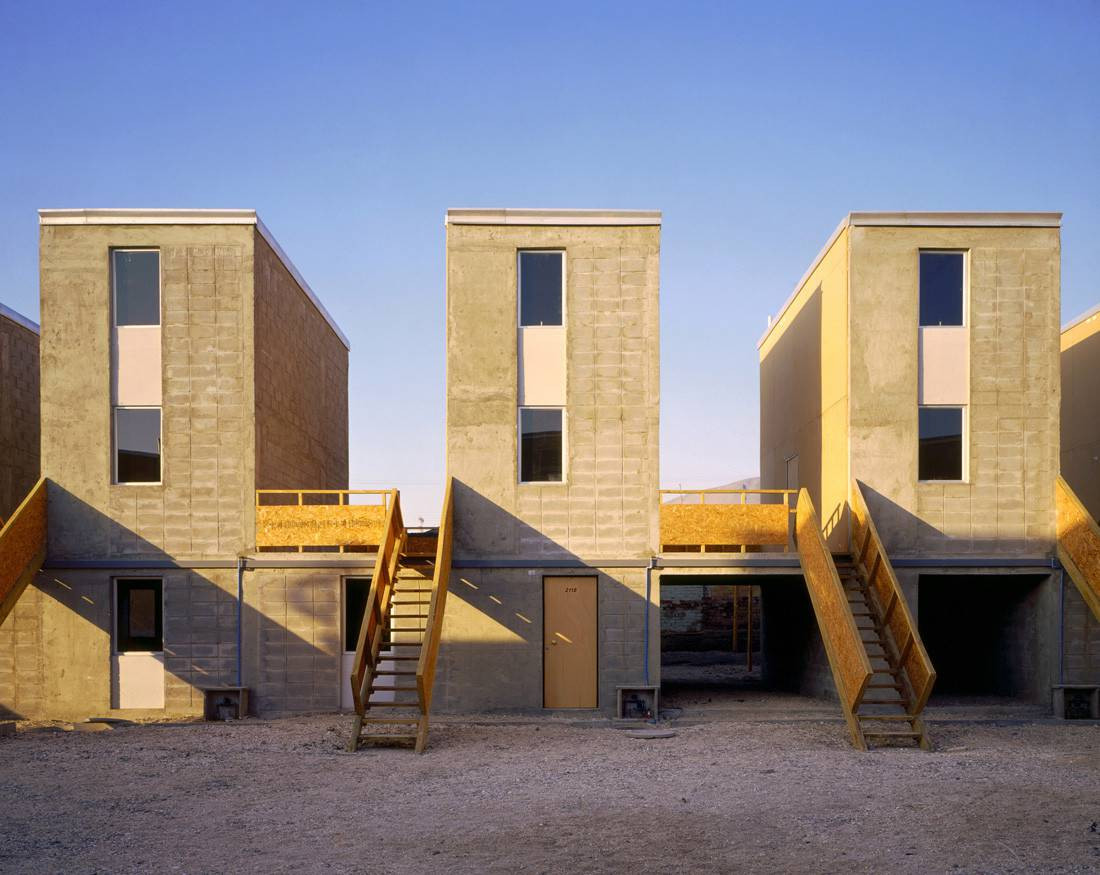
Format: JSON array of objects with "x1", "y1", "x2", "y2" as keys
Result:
[
  {"x1": 1058, "y1": 566, "x2": 1065, "y2": 686},
  {"x1": 236, "y1": 555, "x2": 245, "y2": 687},
  {"x1": 644, "y1": 556, "x2": 657, "y2": 685}
]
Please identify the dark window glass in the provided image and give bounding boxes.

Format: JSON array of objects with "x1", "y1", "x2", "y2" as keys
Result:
[
  {"x1": 116, "y1": 579, "x2": 162, "y2": 652},
  {"x1": 919, "y1": 407, "x2": 964, "y2": 480},
  {"x1": 519, "y1": 252, "x2": 563, "y2": 326},
  {"x1": 919, "y1": 252, "x2": 964, "y2": 326},
  {"x1": 520, "y1": 408, "x2": 563, "y2": 482},
  {"x1": 116, "y1": 408, "x2": 161, "y2": 482},
  {"x1": 344, "y1": 578, "x2": 371, "y2": 651},
  {"x1": 113, "y1": 250, "x2": 160, "y2": 326}
]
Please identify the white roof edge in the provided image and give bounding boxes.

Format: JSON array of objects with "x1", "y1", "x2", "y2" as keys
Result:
[
  {"x1": 38, "y1": 209, "x2": 350, "y2": 350},
  {"x1": 758, "y1": 210, "x2": 1064, "y2": 349},
  {"x1": 445, "y1": 208, "x2": 662, "y2": 226},
  {"x1": 0, "y1": 302, "x2": 39, "y2": 335},
  {"x1": 757, "y1": 215, "x2": 849, "y2": 350},
  {"x1": 848, "y1": 211, "x2": 1062, "y2": 228},
  {"x1": 1063, "y1": 301, "x2": 1100, "y2": 335}
]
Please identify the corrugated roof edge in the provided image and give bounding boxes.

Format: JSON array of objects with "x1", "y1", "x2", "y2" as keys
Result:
[
  {"x1": 37, "y1": 209, "x2": 350, "y2": 350},
  {"x1": 758, "y1": 211, "x2": 1064, "y2": 350},
  {"x1": 0, "y1": 302, "x2": 39, "y2": 334},
  {"x1": 1062, "y1": 301, "x2": 1100, "y2": 335},
  {"x1": 446, "y1": 208, "x2": 661, "y2": 226}
]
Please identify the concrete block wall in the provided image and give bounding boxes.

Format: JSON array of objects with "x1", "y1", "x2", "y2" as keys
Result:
[
  {"x1": 1062, "y1": 583, "x2": 1100, "y2": 685},
  {"x1": 39, "y1": 225, "x2": 256, "y2": 560},
  {"x1": 253, "y1": 232, "x2": 349, "y2": 492},
  {"x1": 433, "y1": 568, "x2": 654, "y2": 714},
  {"x1": 0, "y1": 310, "x2": 40, "y2": 521},
  {"x1": 446, "y1": 220, "x2": 660, "y2": 562},
  {"x1": 848, "y1": 224, "x2": 1061, "y2": 557}
]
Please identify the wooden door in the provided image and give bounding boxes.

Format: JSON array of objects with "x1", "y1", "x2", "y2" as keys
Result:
[{"x1": 543, "y1": 576, "x2": 598, "y2": 708}]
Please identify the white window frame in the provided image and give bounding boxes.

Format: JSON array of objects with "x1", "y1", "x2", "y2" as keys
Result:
[
  {"x1": 517, "y1": 249, "x2": 566, "y2": 328},
  {"x1": 917, "y1": 404, "x2": 969, "y2": 484},
  {"x1": 111, "y1": 247, "x2": 162, "y2": 328},
  {"x1": 918, "y1": 249, "x2": 969, "y2": 329},
  {"x1": 114, "y1": 405, "x2": 164, "y2": 486},
  {"x1": 518, "y1": 406, "x2": 567, "y2": 485}
]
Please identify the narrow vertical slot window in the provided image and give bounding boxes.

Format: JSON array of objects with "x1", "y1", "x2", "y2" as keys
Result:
[
  {"x1": 519, "y1": 251, "x2": 563, "y2": 326},
  {"x1": 918, "y1": 406, "x2": 964, "y2": 481},
  {"x1": 919, "y1": 251, "x2": 965, "y2": 327},
  {"x1": 116, "y1": 407, "x2": 162, "y2": 484},
  {"x1": 520, "y1": 408, "x2": 564, "y2": 483}
]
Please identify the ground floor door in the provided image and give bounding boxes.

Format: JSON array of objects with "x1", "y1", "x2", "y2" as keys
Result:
[
  {"x1": 112, "y1": 578, "x2": 165, "y2": 709},
  {"x1": 341, "y1": 577, "x2": 371, "y2": 710},
  {"x1": 543, "y1": 576, "x2": 598, "y2": 708}
]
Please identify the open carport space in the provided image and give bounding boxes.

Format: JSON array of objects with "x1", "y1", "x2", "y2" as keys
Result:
[
  {"x1": 1, "y1": 715, "x2": 1097, "y2": 873},
  {"x1": 918, "y1": 573, "x2": 1056, "y2": 704}
]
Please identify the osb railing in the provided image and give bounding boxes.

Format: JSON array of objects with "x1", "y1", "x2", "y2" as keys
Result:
[
  {"x1": 795, "y1": 488, "x2": 871, "y2": 747},
  {"x1": 1055, "y1": 476, "x2": 1100, "y2": 622},
  {"x1": 255, "y1": 489, "x2": 395, "y2": 551},
  {"x1": 659, "y1": 489, "x2": 797, "y2": 552},
  {"x1": 414, "y1": 477, "x2": 454, "y2": 753},
  {"x1": 348, "y1": 491, "x2": 406, "y2": 738},
  {"x1": 850, "y1": 479, "x2": 937, "y2": 713},
  {"x1": 0, "y1": 478, "x2": 47, "y2": 627}
]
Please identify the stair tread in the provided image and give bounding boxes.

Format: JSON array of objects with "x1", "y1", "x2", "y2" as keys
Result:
[
  {"x1": 359, "y1": 716, "x2": 420, "y2": 725},
  {"x1": 366, "y1": 701, "x2": 421, "y2": 708},
  {"x1": 863, "y1": 730, "x2": 922, "y2": 738},
  {"x1": 370, "y1": 685, "x2": 419, "y2": 692},
  {"x1": 858, "y1": 714, "x2": 916, "y2": 721},
  {"x1": 359, "y1": 734, "x2": 417, "y2": 742},
  {"x1": 374, "y1": 670, "x2": 417, "y2": 676}
]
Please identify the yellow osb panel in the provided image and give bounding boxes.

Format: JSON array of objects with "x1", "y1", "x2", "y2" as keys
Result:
[
  {"x1": 660, "y1": 504, "x2": 789, "y2": 547},
  {"x1": 1056, "y1": 477, "x2": 1100, "y2": 620},
  {"x1": 256, "y1": 504, "x2": 387, "y2": 548},
  {"x1": 0, "y1": 479, "x2": 46, "y2": 603}
]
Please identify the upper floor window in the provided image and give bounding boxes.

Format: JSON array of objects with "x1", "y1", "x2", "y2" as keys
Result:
[
  {"x1": 918, "y1": 406, "x2": 964, "y2": 481},
  {"x1": 919, "y1": 251, "x2": 965, "y2": 327},
  {"x1": 113, "y1": 249, "x2": 161, "y2": 326},
  {"x1": 115, "y1": 407, "x2": 162, "y2": 484},
  {"x1": 520, "y1": 407, "x2": 563, "y2": 483},
  {"x1": 519, "y1": 251, "x2": 563, "y2": 326}
]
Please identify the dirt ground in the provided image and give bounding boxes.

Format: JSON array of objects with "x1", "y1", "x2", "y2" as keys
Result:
[{"x1": 1, "y1": 713, "x2": 1098, "y2": 874}]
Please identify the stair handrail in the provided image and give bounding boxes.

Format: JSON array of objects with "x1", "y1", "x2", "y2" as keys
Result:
[
  {"x1": 794, "y1": 488, "x2": 872, "y2": 725},
  {"x1": 849, "y1": 479, "x2": 937, "y2": 712},
  {"x1": 0, "y1": 477, "x2": 48, "y2": 627},
  {"x1": 349, "y1": 489, "x2": 406, "y2": 713},
  {"x1": 417, "y1": 477, "x2": 454, "y2": 716},
  {"x1": 1055, "y1": 475, "x2": 1100, "y2": 621}
]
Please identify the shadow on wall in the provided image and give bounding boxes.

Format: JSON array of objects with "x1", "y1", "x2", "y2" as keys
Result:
[
  {"x1": 0, "y1": 485, "x2": 346, "y2": 720},
  {"x1": 432, "y1": 481, "x2": 656, "y2": 713}
]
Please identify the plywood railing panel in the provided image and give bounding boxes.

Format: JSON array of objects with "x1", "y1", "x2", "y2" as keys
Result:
[
  {"x1": 850, "y1": 480, "x2": 937, "y2": 712},
  {"x1": 659, "y1": 489, "x2": 796, "y2": 550},
  {"x1": 795, "y1": 489, "x2": 872, "y2": 724},
  {"x1": 0, "y1": 478, "x2": 47, "y2": 627},
  {"x1": 255, "y1": 490, "x2": 391, "y2": 550},
  {"x1": 1056, "y1": 476, "x2": 1100, "y2": 622}
]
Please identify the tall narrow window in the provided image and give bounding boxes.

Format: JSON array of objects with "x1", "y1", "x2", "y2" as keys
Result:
[
  {"x1": 918, "y1": 406, "x2": 964, "y2": 481},
  {"x1": 520, "y1": 408, "x2": 564, "y2": 482},
  {"x1": 519, "y1": 251, "x2": 563, "y2": 326},
  {"x1": 112, "y1": 249, "x2": 162, "y2": 484},
  {"x1": 919, "y1": 251, "x2": 965, "y2": 326},
  {"x1": 116, "y1": 407, "x2": 162, "y2": 483},
  {"x1": 116, "y1": 579, "x2": 163, "y2": 652}
]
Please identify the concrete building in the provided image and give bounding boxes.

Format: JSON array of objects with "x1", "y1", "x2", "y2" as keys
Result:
[
  {"x1": 441, "y1": 208, "x2": 661, "y2": 712},
  {"x1": 758, "y1": 212, "x2": 1094, "y2": 706},
  {"x1": 0, "y1": 304, "x2": 40, "y2": 521},
  {"x1": 1, "y1": 209, "x2": 366, "y2": 721}
]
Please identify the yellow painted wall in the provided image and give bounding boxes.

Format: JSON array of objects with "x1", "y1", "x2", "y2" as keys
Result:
[
  {"x1": 1061, "y1": 308, "x2": 1100, "y2": 520},
  {"x1": 759, "y1": 225, "x2": 849, "y2": 550}
]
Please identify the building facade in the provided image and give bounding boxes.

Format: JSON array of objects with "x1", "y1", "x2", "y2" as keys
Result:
[
  {"x1": 440, "y1": 208, "x2": 661, "y2": 712},
  {"x1": 0, "y1": 304, "x2": 40, "y2": 521}
]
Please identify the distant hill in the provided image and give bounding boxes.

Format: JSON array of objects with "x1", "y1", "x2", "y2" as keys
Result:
[{"x1": 663, "y1": 476, "x2": 762, "y2": 503}]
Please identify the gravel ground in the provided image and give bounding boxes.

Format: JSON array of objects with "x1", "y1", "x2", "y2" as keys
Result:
[{"x1": 1, "y1": 714, "x2": 1098, "y2": 874}]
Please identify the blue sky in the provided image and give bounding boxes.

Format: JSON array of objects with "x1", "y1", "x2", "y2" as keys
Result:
[{"x1": 1, "y1": 1, "x2": 1097, "y2": 523}]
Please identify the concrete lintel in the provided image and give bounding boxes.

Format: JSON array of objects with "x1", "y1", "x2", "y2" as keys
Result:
[
  {"x1": 656, "y1": 556, "x2": 802, "y2": 569},
  {"x1": 445, "y1": 208, "x2": 662, "y2": 227},
  {"x1": 891, "y1": 557, "x2": 1059, "y2": 569},
  {"x1": 452, "y1": 557, "x2": 651, "y2": 569}
]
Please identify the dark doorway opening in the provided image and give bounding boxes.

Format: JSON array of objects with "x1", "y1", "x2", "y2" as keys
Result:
[{"x1": 919, "y1": 574, "x2": 1051, "y2": 702}]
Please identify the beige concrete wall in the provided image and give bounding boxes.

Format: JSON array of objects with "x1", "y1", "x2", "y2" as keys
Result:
[
  {"x1": 446, "y1": 223, "x2": 660, "y2": 560},
  {"x1": 759, "y1": 227, "x2": 849, "y2": 549},
  {"x1": 433, "y1": 567, "x2": 653, "y2": 712},
  {"x1": 0, "y1": 312, "x2": 40, "y2": 520},
  {"x1": 1061, "y1": 310, "x2": 1100, "y2": 520},
  {"x1": 39, "y1": 225, "x2": 257, "y2": 560},
  {"x1": 849, "y1": 226, "x2": 1061, "y2": 556},
  {"x1": 253, "y1": 232, "x2": 349, "y2": 492}
]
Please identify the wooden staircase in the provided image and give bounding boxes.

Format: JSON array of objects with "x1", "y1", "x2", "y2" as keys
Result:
[
  {"x1": 835, "y1": 554, "x2": 931, "y2": 750},
  {"x1": 1056, "y1": 476, "x2": 1100, "y2": 623},
  {"x1": 0, "y1": 478, "x2": 47, "y2": 627},
  {"x1": 348, "y1": 479, "x2": 453, "y2": 754}
]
